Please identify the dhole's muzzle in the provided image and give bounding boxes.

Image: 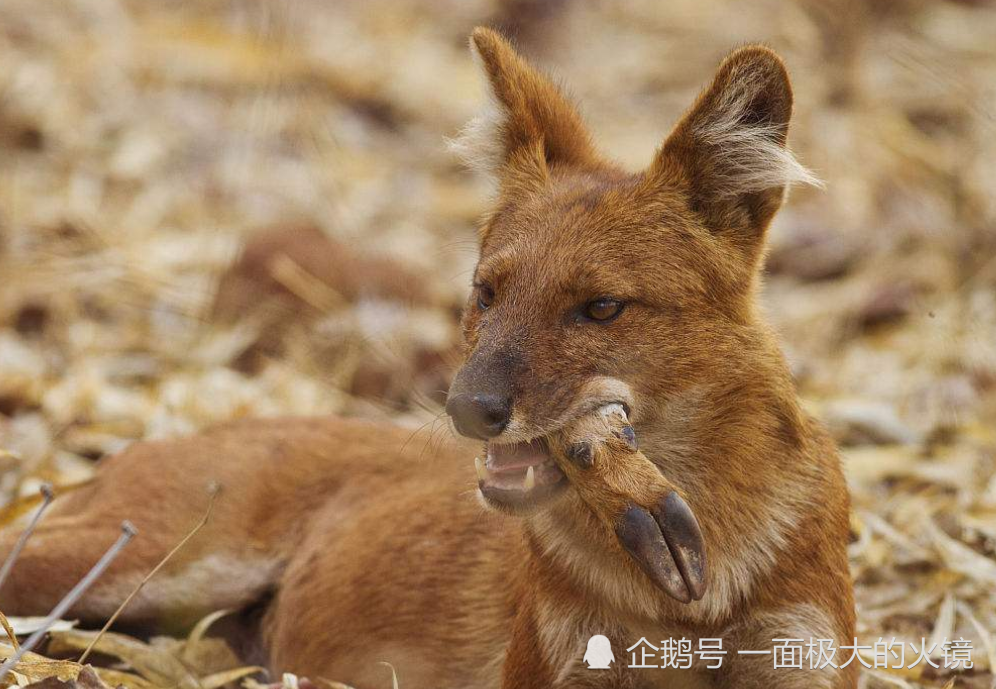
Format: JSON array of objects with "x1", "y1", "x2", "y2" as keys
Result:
[
  {"x1": 446, "y1": 346, "x2": 573, "y2": 513},
  {"x1": 446, "y1": 341, "x2": 640, "y2": 514}
]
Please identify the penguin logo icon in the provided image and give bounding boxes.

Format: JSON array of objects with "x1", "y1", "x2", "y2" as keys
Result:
[{"x1": 583, "y1": 635, "x2": 614, "y2": 669}]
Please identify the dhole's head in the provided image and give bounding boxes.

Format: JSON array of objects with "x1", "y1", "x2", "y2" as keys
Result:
[{"x1": 446, "y1": 28, "x2": 818, "y2": 514}]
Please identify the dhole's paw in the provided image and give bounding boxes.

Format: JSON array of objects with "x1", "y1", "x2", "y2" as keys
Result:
[{"x1": 549, "y1": 405, "x2": 707, "y2": 604}]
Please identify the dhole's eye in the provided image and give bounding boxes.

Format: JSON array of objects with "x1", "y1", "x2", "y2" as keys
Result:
[
  {"x1": 476, "y1": 284, "x2": 495, "y2": 310},
  {"x1": 584, "y1": 298, "x2": 624, "y2": 322}
]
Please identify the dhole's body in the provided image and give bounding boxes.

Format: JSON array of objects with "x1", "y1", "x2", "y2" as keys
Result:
[{"x1": 0, "y1": 30, "x2": 856, "y2": 689}]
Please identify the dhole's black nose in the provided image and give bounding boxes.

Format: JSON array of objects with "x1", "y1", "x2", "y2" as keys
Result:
[{"x1": 446, "y1": 393, "x2": 511, "y2": 439}]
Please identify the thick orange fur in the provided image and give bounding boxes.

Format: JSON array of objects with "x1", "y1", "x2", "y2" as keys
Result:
[{"x1": 0, "y1": 29, "x2": 854, "y2": 689}]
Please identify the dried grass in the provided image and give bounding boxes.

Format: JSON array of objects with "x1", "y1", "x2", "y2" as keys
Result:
[{"x1": 0, "y1": 0, "x2": 995, "y2": 687}]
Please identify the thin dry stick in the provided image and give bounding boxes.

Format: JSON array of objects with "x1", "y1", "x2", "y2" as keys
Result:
[
  {"x1": 0, "y1": 521, "x2": 137, "y2": 681},
  {"x1": 0, "y1": 484, "x2": 55, "y2": 594},
  {"x1": 78, "y1": 484, "x2": 220, "y2": 664}
]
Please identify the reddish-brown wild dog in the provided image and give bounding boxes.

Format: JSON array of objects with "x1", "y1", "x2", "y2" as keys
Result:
[{"x1": 0, "y1": 28, "x2": 855, "y2": 689}]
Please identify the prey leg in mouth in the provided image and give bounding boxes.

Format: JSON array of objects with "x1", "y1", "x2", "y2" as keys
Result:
[{"x1": 546, "y1": 405, "x2": 707, "y2": 604}]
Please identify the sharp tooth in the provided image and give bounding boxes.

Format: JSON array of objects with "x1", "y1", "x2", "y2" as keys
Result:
[
  {"x1": 524, "y1": 465, "x2": 536, "y2": 491},
  {"x1": 474, "y1": 456, "x2": 489, "y2": 482}
]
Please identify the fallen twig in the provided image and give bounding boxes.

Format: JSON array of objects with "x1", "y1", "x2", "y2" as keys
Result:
[
  {"x1": 0, "y1": 520, "x2": 137, "y2": 681},
  {"x1": 0, "y1": 484, "x2": 55, "y2": 594}
]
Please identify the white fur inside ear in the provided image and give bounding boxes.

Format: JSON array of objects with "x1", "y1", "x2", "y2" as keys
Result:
[
  {"x1": 446, "y1": 42, "x2": 507, "y2": 186},
  {"x1": 692, "y1": 69, "x2": 822, "y2": 198}
]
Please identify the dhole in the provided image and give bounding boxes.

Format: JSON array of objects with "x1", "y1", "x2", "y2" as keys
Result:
[{"x1": 0, "y1": 29, "x2": 855, "y2": 689}]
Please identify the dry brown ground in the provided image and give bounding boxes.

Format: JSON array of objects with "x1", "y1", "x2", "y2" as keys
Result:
[{"x1": 0, "y1": 1, "x2": 995, "y2": 687}]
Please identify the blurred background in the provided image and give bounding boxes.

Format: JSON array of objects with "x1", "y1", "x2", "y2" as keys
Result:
[{"x1": 0, "y1": 0, "x2": 995, "y2": 687}]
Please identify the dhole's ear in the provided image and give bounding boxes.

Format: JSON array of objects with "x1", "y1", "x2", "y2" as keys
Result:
[
  {"x1": 450, "y1": 27, "x2": 599, "y2": 193},
  {"x1": 648, "y1": 46, "x2": 819, "y2": 259}
]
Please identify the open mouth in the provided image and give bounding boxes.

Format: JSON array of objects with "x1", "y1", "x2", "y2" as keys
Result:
[{"x1": 474, "y1": 438, "x2": 568, "y2": 512}]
